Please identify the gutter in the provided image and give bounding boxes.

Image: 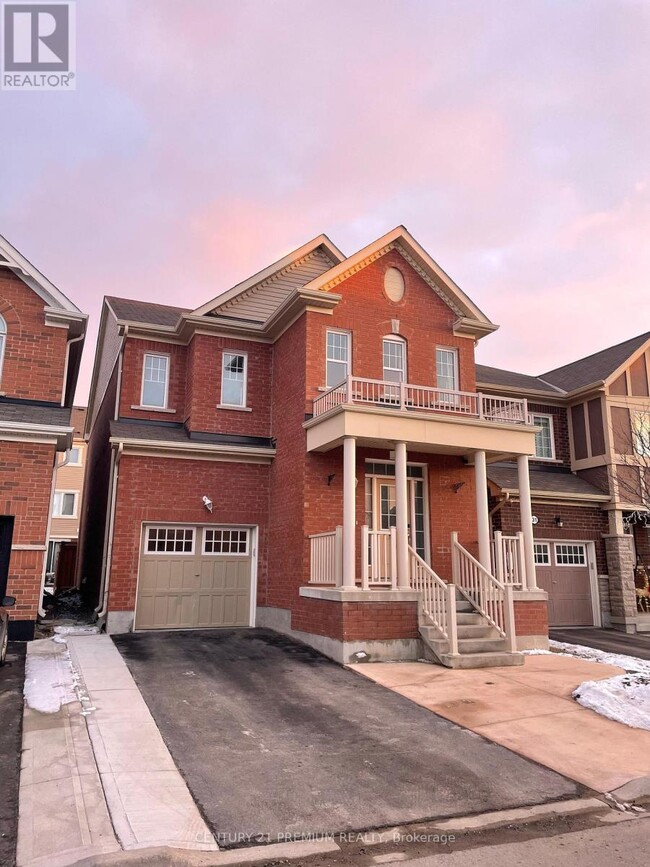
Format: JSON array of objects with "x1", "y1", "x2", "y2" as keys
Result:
[
  {"x1": 61, "y1": 332, "x2": 85, "y2": 406},
  {"x1": 96, "y1": 442, "x2": 123, "y2": 623}
]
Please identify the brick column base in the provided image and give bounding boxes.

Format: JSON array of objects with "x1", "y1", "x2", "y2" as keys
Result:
[
  {"x1": 604, "y1": 534, "x2": 637, "y2": 632},
  {"x1": 513, "y1": 592, "x2": 549, "y2": 650}
]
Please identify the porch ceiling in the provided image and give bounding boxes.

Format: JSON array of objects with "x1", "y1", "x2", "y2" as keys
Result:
[{"x1": 304, "y1": 405, "x2": 537, "y2": 460}]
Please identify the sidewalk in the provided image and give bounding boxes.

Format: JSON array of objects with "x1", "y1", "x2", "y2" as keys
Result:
[
  {"x1": 18, "y1": 635, "x2": 217, "y2": 867},
  {"x1": 351, "y1": 654, "x2": 650, "y2": 794}
]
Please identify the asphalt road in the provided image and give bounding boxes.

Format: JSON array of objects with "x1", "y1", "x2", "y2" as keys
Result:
[
  {"x1": 0, "y1": 643, "x2": 25, "y2": 867},
  {"x1": 550, "y1": 627, "x2": 650, "y2": 660},
  {"x1": 113, "y1": 628, "x2": 579, "y2": 846}
]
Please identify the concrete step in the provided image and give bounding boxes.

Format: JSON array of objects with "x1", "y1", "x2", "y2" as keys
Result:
[
  {"x1": 438, "y1": 651, "x2": 524, "y2": 669},
  {"x1": 457, "y1": 637, "x2": 510, "y2": 654},
  {"x1": 456, "y1": 612, "x2": 484, "y2": 625},
  {"x1": 455, "y1": 599, "x2": 474, "y2": 613},
  {"x1": 456, "y1": 624, "x2": 500, "y2": 640}
]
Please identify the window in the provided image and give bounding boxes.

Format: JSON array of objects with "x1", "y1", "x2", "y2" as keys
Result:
[
  {"x1": 221, "y1": 352, "x2": 247, "y2": 407},
  {"x1": 633, "y1": 413, "x2": 650, "y2": 456},
  {"x1": 53, "y1": 492, "x2": 76, "y2": 517},
  {"x1": 146, "y1": 526, "x2": 194, "y2": 553},
  {"x1": 436, "y1": 347, "x2": 459, "y2": 393},
  {"x1": 68, "y1": 446, "x2": 82, "y2": 466},
  {"x1": 534, "y1": 542, "x2": 550, "y2": 565},
  {"x1": 382, "y1": 336, "x2": 406, "y2": 383},
  {"x1": 203, "y1": 528, "x2": 249, "y2": 555},
  {"x1": 0, "y1": 313, "x2": 5, "y2": 385},
  {"x1": 532, "y1": 414, "x2": 555, "y2": 460},
  {"x1": 555, "y1": 543, "x2": 586, "y2": 566},
  {"x1": 326, "y1": 330, "x2": 350, "y2": 388},
  {"x1": 141, "y1": 354, "x2": 169, "y2": 408}
]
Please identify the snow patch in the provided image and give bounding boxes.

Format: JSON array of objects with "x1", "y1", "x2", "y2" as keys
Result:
[{"x1": 24, "y1": 650, "x2": 77, "y2": 714}]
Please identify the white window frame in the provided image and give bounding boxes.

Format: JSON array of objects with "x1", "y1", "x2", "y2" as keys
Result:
[
  {"x1": 67, "y1": 445, "x2": 82, "y2": 466},
  {"x1": 436, "y1": 346, "x2": 459, "y2": 393},
  {"x1": 0, "y1": 313, "x2": 6, "y2": 386},
  {"x1": 219, "y1": 351, "x2": 248, "y2": 408},
  {"x1": 140, "y1": 352, "x2": 170, "y2": 409},
  {"x1": 633, "y1": 412, "x2": 650, "y2": 457},
  {"x1": 382, "y1": 335, "x2": 407, "y2": 383},
  {"x1": 533, "y1": 542, "x2": 551, "y2": 565},
  {"x1": 531, "y1": 413, "x2": 556, "y2": 461},
  {"x1": 202, "y1": 527, "x2": 250, "y2": 556},
  {"x1": 325, "y1": 329, "x2": 351, "y2": 389},
  {"x1": 53, "y1": 491, "x2": 77, "y2": 518},
  {"x1": 554, "y1": 543, "x2": 587, "y2": 567},
  {"x1": 144, "y1": 525, "x2": 196, "y2": 556}
]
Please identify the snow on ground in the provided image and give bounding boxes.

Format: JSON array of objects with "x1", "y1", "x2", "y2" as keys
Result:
[
  {"x1": 524, "y1": 640, "x2": 650, "y2": 731},
  {"x1": 23, "y1": 646, "x2": 77, "y2": 714}
]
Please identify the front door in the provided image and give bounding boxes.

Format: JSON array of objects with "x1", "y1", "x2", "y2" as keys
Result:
[
  {"x1": 370, "y1": 477, "x2": 427, "y2": 561},
  {"x1": 0, "y1": 516, "x2": 15, "y2": 598}
]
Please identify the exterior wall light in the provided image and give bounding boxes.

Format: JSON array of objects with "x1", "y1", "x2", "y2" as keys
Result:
[{"x1": 555, "y1": 515, "x2": 563, "y2": 528}]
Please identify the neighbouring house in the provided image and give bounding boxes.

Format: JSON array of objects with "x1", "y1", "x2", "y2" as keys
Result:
[
  {"x1": 46, "y1": 406, "x2": 88, "y2": 595},
  {"x1": 477, "y1": 331, "x2": 650, "y2": 635},
  {"x1": 0, "y1": 235, "x2": 87, "y2": 639},
  {"x1": 79, "y1": 226, "x2": 547, "y2": 667}
]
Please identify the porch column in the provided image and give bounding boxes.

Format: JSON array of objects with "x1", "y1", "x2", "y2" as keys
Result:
[
  {"x1": 474, "y1": 450, "x2": 492, "y2": 572},
  {"x1": 517, "y1": 453, "x2": 537, "y2": 589},
  {"x1": 342, "y1": 436, "x2": 357, "y2": 589},
  {"x1": 395, "y1": 441, "x2": 410, "y2": 588}
]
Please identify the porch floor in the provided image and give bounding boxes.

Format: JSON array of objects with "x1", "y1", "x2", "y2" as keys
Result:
[{"x1": 352, "y1": 654, "x2": 650, "y2": 793}]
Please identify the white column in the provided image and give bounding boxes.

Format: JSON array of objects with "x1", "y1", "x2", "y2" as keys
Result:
[
  {"x1": 342, "y1": 437, "x2": 357, "y2": 589},
  {"x1": 517, "y1": 453, "x2": 537, "y2": 590},
  {"x1": 475, "y1": 450, "x2": 492, "y2": 572},
  {"x1": 395, "y1": 441, "x2": 410, "y2": 588}
]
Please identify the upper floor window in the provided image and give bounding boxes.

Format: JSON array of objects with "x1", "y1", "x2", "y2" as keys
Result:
[
  {"x1": 68, "y1": 446, "x2": 82, "y2": 466},
  {"x1": 326, "y1": 330, "x2": 350, "y2": 388},
  {"x1": 532, "y1": 413, "x2": 555, "y2": 460},
  {"x1": 141, "y1": 353, "x2": 169, "y2": 408},
  {"x1": 53, "y1": 491, "x2": 76, "y2": 518},
  {"x1": 383, "y1": 336, "x2": 406, "y2": 383},
  {"x1": 633, "y1": 412, "x2": 650, "y2": 456},
  {"x1": 221, "y1": 352, "x2": 247, "y2": 407},
  {"x1": 436, "y1": 347, "x2": 459, "y2": 392},
  {"x1": 0, "y1": 314, "x2": 6, "y2": 385}
]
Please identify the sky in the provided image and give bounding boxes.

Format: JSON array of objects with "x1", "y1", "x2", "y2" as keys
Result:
[{"x1": 2, "y1": 0, "x2": 650, "y2": 402}]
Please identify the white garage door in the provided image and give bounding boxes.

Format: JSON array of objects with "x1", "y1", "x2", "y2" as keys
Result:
[{"x1": 135, "y1": 525, "x2": 254, "y2": 630}]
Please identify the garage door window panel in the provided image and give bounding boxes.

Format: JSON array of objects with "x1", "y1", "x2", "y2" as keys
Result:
[
  {"x1": 555, "y1": 544, "x2": 586, "y2": 566},
  {"x1": 203, "y1": 528, "x2": 249, "y2": 555},
  {"x1": 146, "y1": 527, "x2": 195, "y2": 554},
  {"x1": 534, "y1": 543, "x2": 550, "y2": 565}
]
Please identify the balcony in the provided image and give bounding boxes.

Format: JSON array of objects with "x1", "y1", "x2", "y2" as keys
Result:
[{"x1": 312, "y1": 376, "x2": 528, "y2": 424}]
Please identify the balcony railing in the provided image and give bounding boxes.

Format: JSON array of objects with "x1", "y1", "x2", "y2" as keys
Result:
[{"x1": 312, "y1": 376, "x2": 528, "y2": 424}]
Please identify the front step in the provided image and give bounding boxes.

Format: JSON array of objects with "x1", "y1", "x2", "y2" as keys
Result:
[{"x1": 437, "y1": 651, "x2": 524, "y2": 669}]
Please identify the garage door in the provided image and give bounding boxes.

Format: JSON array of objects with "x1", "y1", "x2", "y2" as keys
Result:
[
  {"x1": 135, "y1": 525, "x2": 253, "y2": 630},
  {"x1": 535, "y1": 542, "x2": 594, "y2": 626}
]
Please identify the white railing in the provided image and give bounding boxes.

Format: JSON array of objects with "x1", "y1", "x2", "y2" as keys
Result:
[
  {"x1": 451, "y1": 531, "x2": 516, "y2": 651},
  {"x1": 312, "y1": 375, "x2": 528, "y2": 424},
  {"x1": 409, "y1": 545, "x2": 458, "y2": 655},
  {"x1": 361, "y1": 526, "x2": 397, "y2": 588},
  {"x1": 492, "y1": 531, "x2": 525, "y2": 589},
  {"x1": 309, "y1": 526, "x2": 342, "y2": 585}
]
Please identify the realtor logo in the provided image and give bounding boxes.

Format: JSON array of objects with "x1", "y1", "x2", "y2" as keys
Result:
[{"x1": 2, "y1": 1, "x2": 75, "y2": 90}]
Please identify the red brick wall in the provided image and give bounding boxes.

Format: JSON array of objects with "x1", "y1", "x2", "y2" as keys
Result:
[
  {"x1": 514, "y1": 600, "x2": 548, "y2": 636},
  {"x1": 108, "y1": 455, "x2": 270, "y2": 613},
  {"x1": 0, "y1": 270, "x2": 68, "y2": 401},
  {"x1": 292, "y1": 597, "x2": 419, "y2": 641},
  {"x1": 305, "y1": 249, "x2": 475, "y2": 408},
  {"x1": 634, "y1": 523, "x2": 650, "y2": 568},
  {"x1": 1, "y1": 441, "x2": 55, "y2": 621},
  {"x1": 184, "y1": 334, "x2": 271, "y2": 435},
  {"x1": 119, "y1": 339, "x2": 188, "y2": 422},
  {"x1": 527, "y1": 402, "x2": 571, "y2": 467}
]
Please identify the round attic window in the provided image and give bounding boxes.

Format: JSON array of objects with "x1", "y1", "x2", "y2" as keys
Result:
[{"x1": 384, "y1": 267, "x2": 405, "y2": 302}]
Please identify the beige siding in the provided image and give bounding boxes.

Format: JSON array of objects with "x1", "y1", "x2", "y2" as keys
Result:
[
  {"x1": 51, "y1": 439, "x2": 86, "y2": 539},
  {"x1": 213, "y1": 249, "x2": 336, "y2": 322}
]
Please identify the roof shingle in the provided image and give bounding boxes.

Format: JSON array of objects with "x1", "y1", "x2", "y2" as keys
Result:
[
  {"x1": 487, "y1": 463, "x2": 609, "y2": 500},
  {"x1": 541, "y1": 332, "x2": 650, "y2": 392},
  {"x1": 106, "y1": 297, "x2": 189, "y2": 327}
]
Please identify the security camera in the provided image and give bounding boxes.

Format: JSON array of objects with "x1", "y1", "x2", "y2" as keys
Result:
[{"x1": 202, "y1": 496, "x2": 213, "y2": 512}]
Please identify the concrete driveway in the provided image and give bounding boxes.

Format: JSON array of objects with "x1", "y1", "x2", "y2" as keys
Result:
[
  {"x1": 550, "y1": 627, "x2": 650, "y2": 660},
  {"x1": 0, "y1": 643, "x2": 25, "y2": 867},
  {"x1": 113, "y1": 628, "x2": 579, "y2": 845}
]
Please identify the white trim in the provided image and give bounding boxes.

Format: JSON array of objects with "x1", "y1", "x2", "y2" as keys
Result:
[
  {"x1": 142, "y1": 525, "x2": 196, "y2": 556},
  {"x1": 553, "y1": 542, "x2": 587, "y2": 567},
  {"x1": 220, "y1": 350, "x2": 248, "y2": 409},
  {"x1": 202, "y1": 526, "x2": 250, "y2": 556},
  {"x1": 140, "y1": 352, "x2": 170, "y2": 409},
  {"x1": 533, "y1": 541, "x2": 551, "y2": 566},
  {"x1": 0, "y1": 313, "x2": 6, "y2": 387},
  {"x1": 325, "y1": 328, "x2": 351, "y2": 389},
  {"x1": 130, "y1": 405, "x2": 177, "y2": 414},
  {"x1": 67, "y1": 445, "x2": 83, "y2": 466},
  {"x1": 435, "y1": 345, "x2": 460, "y2": 392},
  {"x1": 382, "y1": 334, "x2": 407, "y2": 383},
  {"x1": 53, "y1": 490, "x2": 78, "y2": 518},
  {"x1": 530, "y1": 412, "x2": 556, "y2": 461}
]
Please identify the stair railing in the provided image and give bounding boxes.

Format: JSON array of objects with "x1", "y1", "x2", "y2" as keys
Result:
[
  {"x1": 451, "y1": 532, "x2": 517, "y2": 652},
  {"x1": 408, "y1": 545, "x2": 458, "y2": 656}
]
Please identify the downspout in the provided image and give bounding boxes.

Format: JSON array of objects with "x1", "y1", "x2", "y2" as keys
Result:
[
  {"x1": 95, "y1": 442, "x2": 122, "y2": 624},
  {"x1": 61, "y1": 332, "x2": 85, "y2": 406},
  {"x1": 38, "y1": 446, "x2": 73, "y2": 617}
]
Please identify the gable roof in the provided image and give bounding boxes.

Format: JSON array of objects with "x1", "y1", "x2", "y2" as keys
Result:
[
  {"x1": 541, "y1": 332, "x2": 650, "y2": 392},
  {"x1": 192, "y1": 234, "x2": 345, "y2": 320},
  {"x1": 106, "y1": 296, "x2": 189, "y2": 327},
  {"x1": 0, "y1": 234, "x2": 86, "y2": 325},
  {"x1": 476, "y1": 364, "x2": 564, "y2": 395}
]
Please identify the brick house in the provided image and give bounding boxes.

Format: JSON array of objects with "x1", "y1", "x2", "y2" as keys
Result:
[
  {"x1": 0, "y1": 235, "x2": 87, "y2": 639},
  {"x1": 477, "y1": 330, "x2": 650, "y2": 634},
  {"x1": 80, "y1": 227, "x2": 551, "y2": 666}
]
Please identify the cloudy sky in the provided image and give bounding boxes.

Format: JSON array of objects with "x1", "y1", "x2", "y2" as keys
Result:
[{"x1": 2, "y1": 0, "x2": 650, "y2": 401}]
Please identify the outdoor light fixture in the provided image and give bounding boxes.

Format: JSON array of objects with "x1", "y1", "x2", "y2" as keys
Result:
[
  {"x1": 452, "y1": 482, "x2": 465, "y2": 493},
  {"x1": 202, "y1": 495, "x2": 213, "y2": 512},
  {"x1": 327, "y1": 473, "x2": 336, "y2": 486},
  {"x1": 555, "y1": 515, "x2": 564, "y2": 528}
]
